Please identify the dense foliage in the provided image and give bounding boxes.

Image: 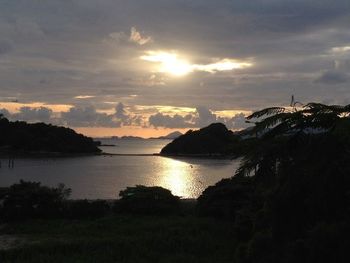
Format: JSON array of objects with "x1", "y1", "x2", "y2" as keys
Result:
[
  {"x1": 116, "y1": 185, "x2": 181, "y2": 215},
  {"x1": 0, "y1": 180, "x2": 71, "y2": 220},
  {"x1": 0, "y1": 183, "x2": 182, "y2": 221},
  {"x1": 0, "y1": 114, "x2": 100, "y2": 154},
  {"x1": 0, "y1": 182, "x2": 110, "y2": 221},
  {"x1": 198, "y1": 103, "x2": 350, "y2": 263}
]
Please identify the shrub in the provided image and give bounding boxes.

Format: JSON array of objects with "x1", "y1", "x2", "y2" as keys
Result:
[
  {"x1": 115, "y1": 185, "x2": 180, "y2": 215},
  {"x1": 197, "y1": 176, "x2": 254, "y2": 218},
  {"x1": 0, "y1": 180, "x2": 71, "y2": 221}
]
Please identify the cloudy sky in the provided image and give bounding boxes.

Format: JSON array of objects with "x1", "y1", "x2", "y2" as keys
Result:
[{"x1": 0, "y1": 0, "x2": 350, "y2": 137}]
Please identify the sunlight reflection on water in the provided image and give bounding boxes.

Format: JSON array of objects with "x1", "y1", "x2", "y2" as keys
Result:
[
  {"x1": 0, "y1": 156, "x2": 239, "y2": 199},
  {"x1": 155, "y1": 156, "x2": 240, "y2": 198},
  {"x1": 158, "y1": 158, "x2": 196, "y2": 197},
  {"x1": 0, "y1": 140, "x2": 241, "y2": 199}
]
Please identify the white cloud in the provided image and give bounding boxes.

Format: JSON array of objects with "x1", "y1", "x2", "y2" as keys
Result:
[
  {"x1": 107, "y1": 27, "x2": 152, "y2": 47},
  {"x1": 331, "y1": 46, "x2": 350, "y2": 53},
  {"x1": 129, "y1": 27, "x2": 152, "y2": 45},
  {"x1": 74, "y1": 95, "x2": 95, "y2": 99},
  {"x1": 192, "y1": 59, "x2": 252, "y2": 73}
]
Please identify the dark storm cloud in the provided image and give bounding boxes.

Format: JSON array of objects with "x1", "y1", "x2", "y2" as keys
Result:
[
  {"x1": 0, "y1": 102, "x2": 149, "y2": 128},
  {"x1": 1, "y1": 0, "x2": 350, "y2": 127},
  {"x1": 0, "y1": 108, "x2": 10, "y2": 117},
  {"x1": 0, "y1": 39, "x2": 13, "y2": 55},
  {"x1": 115, "y1": 102, "x2": 129, "y2": 124},
  {"x1": 14, "y1": 107, "x2": 53, "y2": 122},
  {"x1": 314, "y1": 70, "x2": 349, "y2": 85},
  {"x1": 0, "y1": 107, "x2": 53, "y2": 122},
  {"x1": 194, "y1": 107, "x2": 218, "y2": 128},
  {"x1": 149, "y1": 107, "x2": 252, "y2": 129},
  {"x1": 226, "y1": 113, "x2": 250, "y2": 130},
  {"x1": 149, "y1": 113, "x2": 195, "y2": 129},
  {"x1": 60, "y1": 106, "x2": 118, "y2": 127}
]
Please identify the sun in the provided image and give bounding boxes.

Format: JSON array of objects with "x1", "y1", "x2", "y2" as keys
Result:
[
  {"x1": 140, "y1": 51, "x2": 192, "y2": 76},
  {"x1": 162, "y1": 58, "x2": 192, "y2": 76}
]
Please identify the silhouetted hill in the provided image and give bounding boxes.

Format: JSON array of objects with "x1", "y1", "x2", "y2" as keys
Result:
[
  {"x1": 160, "y1": 123, "x2": 241, "y2": 156},
  {"x1": 0, "y1": 116, "x2": 101, "y2": 155},
  {"x1": 151, "y1": 131, "x2": 183, "y2": 140}
]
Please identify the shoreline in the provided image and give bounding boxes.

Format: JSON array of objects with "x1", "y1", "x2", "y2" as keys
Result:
[
  {"x1": 0, "y1": 151, "x2": 101, "y2": 159},
  {"x1": 0, "y1": 151, "x2": 238, "y2": 159},
  {"x1": 159, "y1": 153, "x2": 237, "y2": 159}
]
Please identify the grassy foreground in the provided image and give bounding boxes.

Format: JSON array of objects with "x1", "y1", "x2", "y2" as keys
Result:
[{"x1": 0, "y1": 215, "x2": 236, "y2": 263}]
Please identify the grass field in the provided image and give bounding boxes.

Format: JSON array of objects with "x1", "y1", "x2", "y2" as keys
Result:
[{"x1": 0, "y1": 215, "x2": 237, "y2": 263}]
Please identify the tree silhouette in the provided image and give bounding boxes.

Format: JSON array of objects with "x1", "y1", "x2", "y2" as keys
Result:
[
  {"x1": 231, "y1": 102, "x2": 350, "y2": 262},
  {"x1": 237, "y1": 102, "x2": 350, "y2": 176},
  {"x1": 198, "y1": 102, "x2": 350, "y2": 262}
]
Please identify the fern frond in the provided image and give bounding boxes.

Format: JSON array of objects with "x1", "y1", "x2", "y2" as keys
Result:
[
  {"x1": 247, "y1": 107, "x2": 286, "y2": 120},
  {"x1": 304, "y1": 103, "x2": 350, "y2": 115},
  {"x1": 249, "y1": 112, "x2": 291, "y2": 135},
  {"x1": 235, "y1": 157, "x2": 258, "y2": 177}
]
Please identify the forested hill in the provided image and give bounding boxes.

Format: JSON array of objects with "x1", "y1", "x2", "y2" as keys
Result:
[
  {"x1": 0, "y1": 115, "x2": 100, "y2": 155},
  {"x1": 160, "y1": 123, "x2": 254, "y2": 156}
]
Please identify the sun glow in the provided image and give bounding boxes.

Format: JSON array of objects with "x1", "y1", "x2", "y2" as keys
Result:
[
  {"x1": 140, "y1": 51, "x2": 253, "y2": 76},
  {"x1": 193, "y1": 59, "x2": 252, "y2": 73},
  {"x1": 140, "y1": 51, "x2": 192, "y2": 76}
]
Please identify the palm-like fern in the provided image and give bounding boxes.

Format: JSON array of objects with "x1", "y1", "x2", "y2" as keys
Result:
[
  {"x1": 247, "y1": 103, "x2": 350, "y2": 137},
  {"x1": 237, "y1": 102, "x2": 350, "y2": 177}
]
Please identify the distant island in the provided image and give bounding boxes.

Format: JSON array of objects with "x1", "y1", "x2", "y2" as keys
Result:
[
  {"x1": 97, "y1": 131, "x2": 183, "y2": 141},
  {"x1": 160, "y1": 123, "x2": 254, "y2": 157},
  {"x1": 149, "y1": 131, "x2": 183, "y2": 140},
  {"x1": 121, "y1": 136, "x2": 145, "y2": 140},
  {"x1": 0, "y1": 114, "x2": 101, "y2": 155}
]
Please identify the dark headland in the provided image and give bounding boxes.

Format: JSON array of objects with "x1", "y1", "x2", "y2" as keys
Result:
[
  {"x1": 0, "y1": 115, "x2": 101, "y2": 156},
  {"x1": 160, "y1": 123, "x2": 254, "y2": 158}
]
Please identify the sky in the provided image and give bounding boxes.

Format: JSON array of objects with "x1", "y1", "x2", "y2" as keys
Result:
[{"x1": 0, "y1": 0, "x2": 350, "y2": 137}]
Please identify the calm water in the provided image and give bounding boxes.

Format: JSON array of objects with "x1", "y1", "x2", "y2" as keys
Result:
[{"x1": 0, "y1": 139, "x2": 240, "y2": 199}]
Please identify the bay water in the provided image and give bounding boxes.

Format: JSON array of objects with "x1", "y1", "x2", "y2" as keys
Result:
[{"x1": 0, "y1": 139, "x2": 239, "y2": 199}]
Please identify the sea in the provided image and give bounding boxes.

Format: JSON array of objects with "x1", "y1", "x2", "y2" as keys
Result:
[{"x1": 0, "y1": 139, "x2": 240, "y2": 199}]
